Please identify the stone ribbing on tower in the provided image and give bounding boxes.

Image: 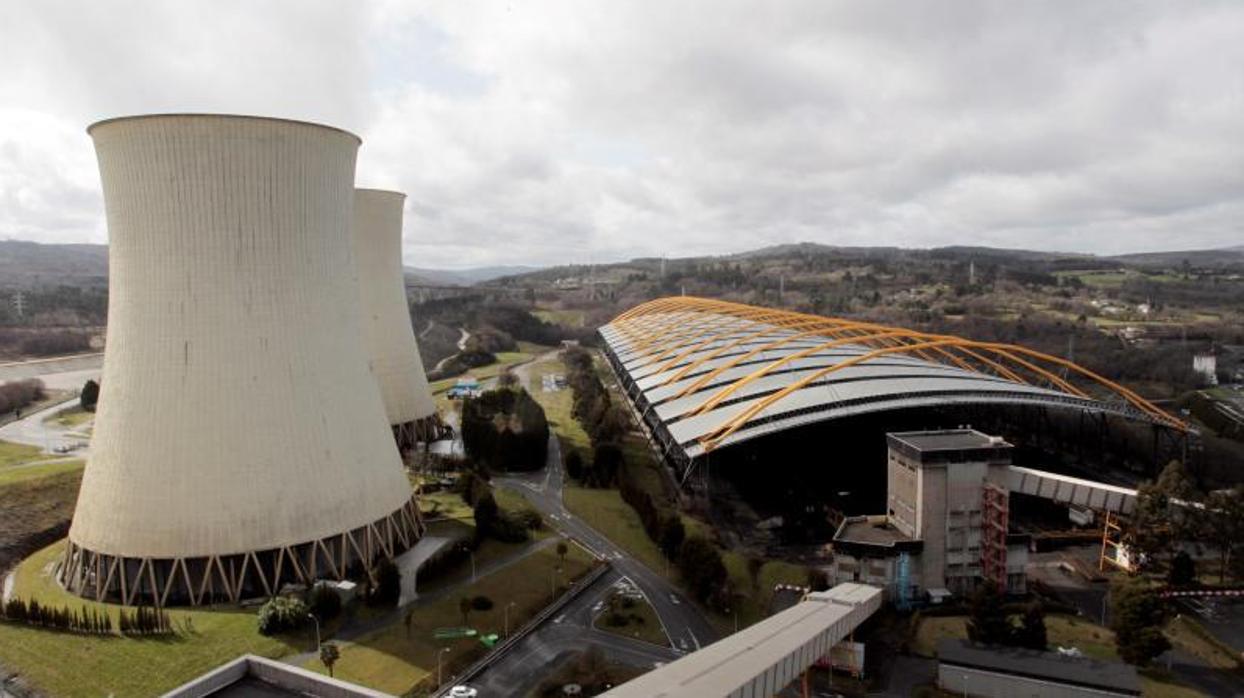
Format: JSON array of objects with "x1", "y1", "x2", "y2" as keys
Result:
[
  {"x1": 62, "y1": 114, "x2": 422, "y2": 606},
  {"x1": 352, "y1": 189, "x2": 436, "y2": 439}
]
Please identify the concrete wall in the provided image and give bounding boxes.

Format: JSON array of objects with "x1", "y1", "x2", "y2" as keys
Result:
[
  {"x1": 352, "y1": 188, "x2": 435, "y2": 425},
  {"x1": 71, "y1": 115, "x2": 411, "y2": 558}
]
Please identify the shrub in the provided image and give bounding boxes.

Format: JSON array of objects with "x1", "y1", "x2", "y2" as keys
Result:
[
  {"x1": 471, "y1": 595, "x2": 494, "y2": 611},
  {"x1": 80, "y1": 379, "x2": 99, "y2": 412},
  {"x1": 368, "y1": 559, "x2": 402, "y2": 607},
  {"x1": 308, "y1": 585, "x2": 342, "y2": 621},
  {"x1": 257, "y1": 597, "x2": 309, "y2": 635}
]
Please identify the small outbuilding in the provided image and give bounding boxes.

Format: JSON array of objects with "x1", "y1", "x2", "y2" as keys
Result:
[{"x1": 937, "y1": 639, "x2": 1142, "y2": 697}]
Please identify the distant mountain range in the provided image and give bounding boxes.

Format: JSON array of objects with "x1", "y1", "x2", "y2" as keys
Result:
[
  {"x1": 2, "y1": 238, "x2": 1241, "y2": 289},
  {"x1": 0, "y1": 239, "x2": 541, "y2": 289},
  {"x1": 403, "y1": 265, "x2": 542, "y2": 286}
]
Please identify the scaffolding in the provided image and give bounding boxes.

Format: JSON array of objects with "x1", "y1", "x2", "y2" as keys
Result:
[
  {"x1": 1099, "y1": 511, "x2": 1128, "y2": 572},
  {"x1": 981, "y1": 483, "x2": 1009, "y2": 593}
]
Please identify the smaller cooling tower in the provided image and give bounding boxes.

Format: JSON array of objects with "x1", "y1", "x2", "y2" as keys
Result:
[
  {"x1": 61, "y1": 114, "x2": 423, "y2": 606},
  {"x1": 352, "y1": 189, "x2": 438, "y2": 450}
]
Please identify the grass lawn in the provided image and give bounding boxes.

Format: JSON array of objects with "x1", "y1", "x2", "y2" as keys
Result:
[
  {"x1": 564, "y1": 485, "x2": 670, "y2": 578},
  {"x1": 911, "y1": 614, "x2": 1115, "y2": 659},
  {"x1": 594, "y1": 594, "x2": 668, "y2": 646},
  {"x1": 0, "y1": 438, "x2": 55, "y2": 469},
  {"x1": 532, "y1": 309, "x2": 586, "y2": 328},
  {"x1": 715, "y1": 554, "x2": 808, "y2": 633},
  {"x1": 421, "y1": 490, "x2": 476, "y2": 522},
  {"x1": 0, "y1": 458, "x2": 83, "y2": 487},
  {"x1": 429, "y1": 349, "x2": 546, "y2": 395},
  {"x1": 42, "y1": 405, "x2": 94, "y2": 430},
  {"x1": 301, "y1": 543, "x2": 598, "y2": 694},
  {"x1": 0, "y1": 541, "x2": 299, "y2": 698},
  {"x1": 525, "y1": 357, "x2": 592, "y2": 460}
]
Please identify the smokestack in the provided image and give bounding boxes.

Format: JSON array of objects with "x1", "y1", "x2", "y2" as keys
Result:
[{"x1": 63, "y1": 114, "x2": 422, "y2": 606}]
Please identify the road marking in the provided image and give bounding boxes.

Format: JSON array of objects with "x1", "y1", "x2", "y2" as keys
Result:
[{"x1": 687, "y1": 628, "x2": 700, "y2": 649}]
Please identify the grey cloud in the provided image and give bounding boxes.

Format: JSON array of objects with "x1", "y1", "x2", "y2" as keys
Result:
[{"x1": 2, "y1": 1, "x2": 1243, "y2": 268}]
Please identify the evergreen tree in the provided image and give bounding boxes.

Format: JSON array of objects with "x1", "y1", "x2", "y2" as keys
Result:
[
  {"x1": 1109, "y1": 577, "x2": 1171, "y2": 666},
  {"x1": 966, "y1": 585, "x2": 1011, "y2": 646}
]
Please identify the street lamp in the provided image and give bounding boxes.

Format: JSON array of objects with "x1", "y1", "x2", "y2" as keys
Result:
[
  {"x1": 306, "y1": 614, "x2": 321, "y2": 652},
  {"x1": 504, "y1": 601, "x2": 517, "y2": 638},
  {"x1": 437, "y1": 647, "x2": 451, "y2": 688}
]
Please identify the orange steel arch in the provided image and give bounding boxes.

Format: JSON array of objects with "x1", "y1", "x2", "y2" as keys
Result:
[
  {"x1": 693, "y1": 338, "x2": 1185, "y2": 451},
  {"x1": 605, "y1": 297, "x2": 1189, "y2": 449}
]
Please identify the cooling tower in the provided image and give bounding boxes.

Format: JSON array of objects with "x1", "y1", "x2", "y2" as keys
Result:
[
  {"x1": 62, "y1": 114, "x2": 423, "y2": 606},
  {"x1": 352, "y1": 188, "x2": 438, "y2": 450}
]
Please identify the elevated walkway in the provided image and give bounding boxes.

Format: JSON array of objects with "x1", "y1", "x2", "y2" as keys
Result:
[
  {"x1": 601, "y1": 583, "x2": 882, "y2": 698},
  {"x1": 1006, "y1": 465, "x2": 1138, "y2": 515}
]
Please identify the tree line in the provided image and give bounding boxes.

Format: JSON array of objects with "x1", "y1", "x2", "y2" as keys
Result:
[
  {"x1": 0, "y1": 378, "x2": 45, "y2": 415},
  {"x1": 561, "y1": 347, "x2": 732, "y2": 610},
  {"x1": 1126, "y1": 461, "x2": 1244, "y2": 584},
  {"x1": 1, "y1": 597, "x2": 173, "y2": 636}
]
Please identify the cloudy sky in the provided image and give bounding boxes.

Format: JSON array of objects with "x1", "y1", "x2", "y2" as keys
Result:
[{"x1": 1, "y1": 1, "x2": 1241, "y2": 269}]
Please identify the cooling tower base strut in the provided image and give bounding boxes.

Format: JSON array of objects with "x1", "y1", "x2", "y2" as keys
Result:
[{"x1": 58, "y1": 496, "x2": 424, "y2": 607}]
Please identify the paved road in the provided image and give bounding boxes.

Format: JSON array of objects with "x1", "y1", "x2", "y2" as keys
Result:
[
  {"x1": 497, "y1": 432, "x2": 719, "y2": 652},
  {"x1": 468, "y1": 567, "x2": 681, "y2": 696},
  {"x1": 0, "y1": 397, "x2": 90, "y2": 456}
]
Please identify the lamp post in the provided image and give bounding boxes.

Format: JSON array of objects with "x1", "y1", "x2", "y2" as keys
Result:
[
  {"x1": 437, "y1": 647, "x2": 451, "y2": 688},
  {"x1": 505, "y1": 601, "x2": 517, "y2": 638},
  {"x1": 307, "y1": 614, "x2": 321, "y2": 652}
]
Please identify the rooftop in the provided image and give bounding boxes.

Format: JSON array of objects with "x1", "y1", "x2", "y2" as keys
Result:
[
  {"x1": 833, "y1": 515, "x2": 917, "y2": 548},
  {"x1": 937, "y1": 639, "x2": 1142, "y2": 695},
  {"x1": 888, "y1": 429, "x2": 1009, "y2": 452},
  {"x1": 162, "y1": 654, "x2": 392, "y2": 698}
]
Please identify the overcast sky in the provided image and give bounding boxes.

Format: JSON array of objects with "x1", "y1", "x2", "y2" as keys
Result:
[{"x1": 1, "y1": 1, "x2": 1241, "y2": 269}]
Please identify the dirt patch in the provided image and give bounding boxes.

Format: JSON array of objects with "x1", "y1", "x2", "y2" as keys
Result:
[{"x1": 0, "y1": 469, "x2": 80, "y2": 582}]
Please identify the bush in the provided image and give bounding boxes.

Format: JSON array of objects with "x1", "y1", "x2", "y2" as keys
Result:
[
  {"x1": 80, "y1": 379, "x2": 99, "y2": 412},
  {"x1": 308, "y1": 585, "x2": 342, "y2": 621},
  {"x1": 368, "y1": 559, "x2": 402, "y2": 607},
  {"x1": 471, "y1": 595, "x2": 494, "y2": 611},
  {"x1": 257, "y1": 597, "x2": 309, "y2": 635}
]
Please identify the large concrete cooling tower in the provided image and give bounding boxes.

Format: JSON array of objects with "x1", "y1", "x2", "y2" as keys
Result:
[
  {"x1": 352, "y1": 189, "x2": 437, "y2": 451},
  {"x1": 62, "y1": 114, "x2": 423, "y2": 606}
]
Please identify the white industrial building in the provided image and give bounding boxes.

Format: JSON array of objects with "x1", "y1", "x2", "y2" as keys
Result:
[
  {"x1": 831, "y1": 430, "x2": 1029, "y2": 602},
  {"x1": 352, "y1": 188, "x2": 438, "y2": 450},
  {"x1": 62, "y1": 114, "x2": 423, "y2": 606}
]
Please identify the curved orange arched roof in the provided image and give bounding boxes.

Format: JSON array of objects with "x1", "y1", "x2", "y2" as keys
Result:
[{"x1": 602, "y1": 297, "x2": 1188, "y2": 457}]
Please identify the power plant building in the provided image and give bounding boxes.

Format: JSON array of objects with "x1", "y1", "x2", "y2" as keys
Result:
[
  {"x1": 62, "y1": 114, "x2": 423, "y2": 606},
  {"x1": 351, "y1": 188, "x2": 437, "y2": 449}
]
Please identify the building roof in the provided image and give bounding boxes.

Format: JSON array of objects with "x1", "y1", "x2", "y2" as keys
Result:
[
  {"x1": 937, "y1": 640, "x2": 1142, "y2": 695},
  {"x1": 834, "y1": 516, "x2": 917, "y2": 547},
  {"x1": 601, "y1": 297, "x2": 1188, "y2": 463},
  {"x1": 162, "y1": 654, "x2": 393, "y2": 698},
  {"x1": 887, "y1": 429, "x2": 1008, "y2": 452}
]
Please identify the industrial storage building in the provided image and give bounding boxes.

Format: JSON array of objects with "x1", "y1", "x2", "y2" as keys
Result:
[
  {"x1": 352, "y1": 188, "x2": 438, "y2": 449},
  {"x1": 601, "y1": 297, "x2": 1188, "y2": 468},
  {"x1": 62, "y1": 114, "x2": 423, "y2": 606},
  {"x1": 937, "y1": 639, "x2": 1141, "y2": 697}
]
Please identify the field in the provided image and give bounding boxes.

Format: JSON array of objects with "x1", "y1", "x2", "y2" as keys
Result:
[
  {"x1": 524, "y1": 356, "x2": 592, "y2": 460},
  {"x1": 0, "y1": 541, "x2": 299, "y2": 698},
  {"x1": 428, "y1": 348, "x2": 544, "y2": 395},
  {"x1": 43, "y1": 405, "x2": 94, "y2": 430},
  {"x1": 299, "y1": 543, "x2": 597, "y2": 694},
  {"x1": 0, "y1": 438, "x2": 53, "y2": 469}
]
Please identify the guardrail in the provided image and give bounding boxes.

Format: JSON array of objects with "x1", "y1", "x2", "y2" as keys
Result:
[{"x1": 434, "y1": 561, "x2": 612, "y2": 696}]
